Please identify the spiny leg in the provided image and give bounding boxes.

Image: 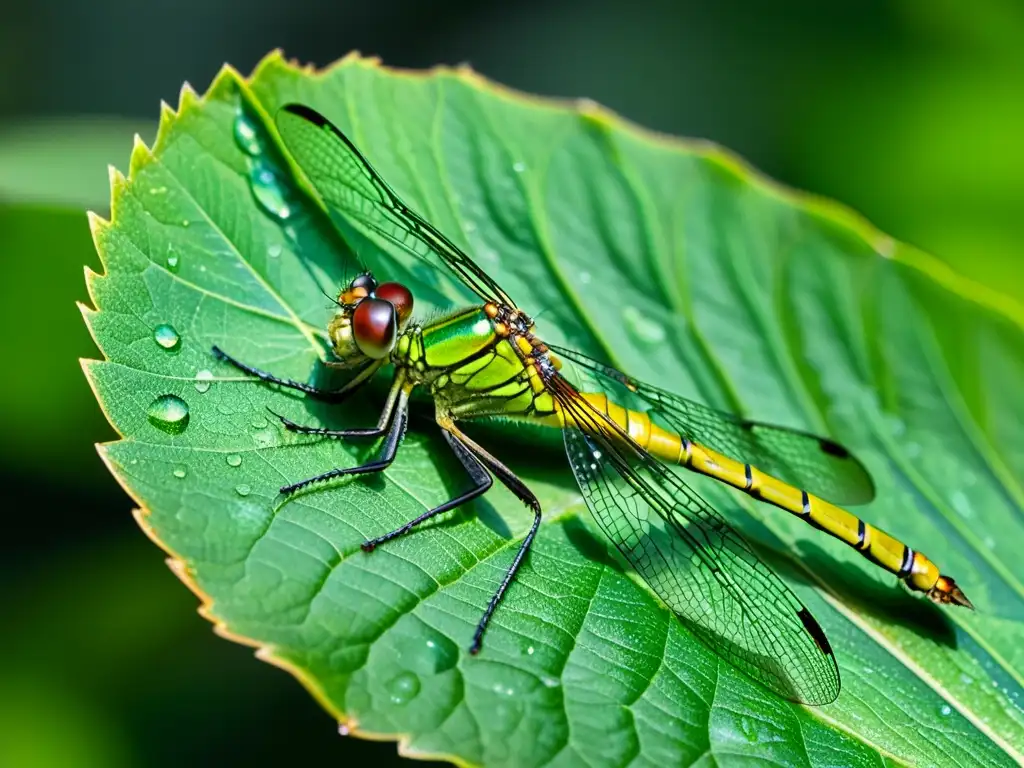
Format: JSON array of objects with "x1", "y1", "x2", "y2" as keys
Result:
[
  {"x1": 212, "y1": 345, "x2": 381, "y2": 402},
  {"x1": 269, "y1": 373, "x2": 407, "y2": 439},
  {"x1": 362, "y1": 428, "x2": 494, "y2": 552},
  {"x1": 279, "y1": 389, "x2": 410, "y2": 495},
  {"x1": 443, "y1": 422, "x2": 542, "y2": 655}
]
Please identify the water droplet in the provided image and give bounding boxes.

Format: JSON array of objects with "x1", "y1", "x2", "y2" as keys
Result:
[
  {"x1": 863, "y1": 666, "x2": 874, "y2": 675},
  {"x1": 950, "y1": 491, "x2": 974, "y2": 519},
  {"x1": 252, "y1": 428, "x2": 275, "y2": 448},
  {"x1": 423, "y1": 635, "x2": 459, "y2": 674},
  {"x1": 235, "y1": 483, "x2": 251, "y2": 497},
  {"x1": 226, "y1": 454, "x2": 242, "y2": 468},
  {"x1": 153, "y1": 323, "x2": 181, "y2": 351},
  {"x1": 621, "y1": 305, "x2": 666, "y2": 344},
  {"x1": 387, "y1": 672, "x2": 421, "y2": 705},
  {"x1": 181, "y1": 219, "x2": 190, "y2": 228},
  {"x1": 251, "y1": 415, "x2": 269, "y2": 429},
  {"x1": 268, "y1": 244, "x2": 282, "y2": 258},
  {"x1": 233, "y1": 113, "x2": 262, "y2": 156},
  {"x1": 513, "y1": 161, "x2": 526, "y2": 173},
  {"x1": 526, "y1": 645, "x2": 535, "y2": 656},
  {"x1": 194, "y1": 369, "x2": 214, "y2": 393},
  {"x1": 129, "y1": 458, "x2": 138, "y2": 465},
  {"x1": 166, "y1": 253, "x2": 180, "y2": 273},
  {"x1": 540, "y1": 675, "x2": 560, "y2": 688},
  {"x1": 940, "y1": 704, "x2": 952, "y2": 716},
  {"x1": 251, "y1": 160, "x2": 296, "y2": 220},
  {"x1": 960, "y1": 673, "x2": 974, "y2": 686},
  {"x1": 149, "y1": 186, "x2": 167, "y2": 195},
  {"x1": 148, "y1": 395, "x2": 190, "y2": 434},
  {"x1": 579, "y1": 270, "x2": 592, "y2": 285},
  {"x1": 338, "y1": 723, "x2": 351, "y2": 737},
  {"x1": 172, "y1": 466, "x2": 187, "y2": 479},
  {"x1": 464, "y1": 220, "x2": 477, "y2": 233}
]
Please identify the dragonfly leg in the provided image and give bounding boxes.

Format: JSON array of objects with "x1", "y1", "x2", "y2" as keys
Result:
[
  {"x1": 441, "y1": 421, "x2": 541, "y2": 655},
  {"x1": 211, "y1": 345, "x2": 380, "y2": 402},
  {"x1": 362, "y1": 428, "x2": 493, "y2": 552},
  {"x1": 279, "y1": 389, "x2": 409, "y2": 495},
  {"x1": 268, "y1": 373, "x2": 407, "y2": 439}
]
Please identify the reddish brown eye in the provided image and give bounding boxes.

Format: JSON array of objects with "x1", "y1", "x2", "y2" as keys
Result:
[
  {"x1": 375, "y1": 282, "x2": 414, "y2": 326},
  {"x1": 352, "y1": 298, "x2": 397, "y2": 359}
]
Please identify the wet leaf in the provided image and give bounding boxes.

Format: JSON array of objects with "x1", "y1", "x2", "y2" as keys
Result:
[{"x1": 82, "y1": 51, "x2": 1024, "y2": 766}]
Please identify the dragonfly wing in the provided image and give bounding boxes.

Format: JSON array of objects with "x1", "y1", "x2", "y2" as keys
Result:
[
  {"x1": 275, "y1": 104, "x2": 516, "y2": 308},
  {"x1": 554, "y1": 378, "x2": 840, "y2": 704},
  {"x1": 549, "y1": 344, "x2": 874, "y2": 505}
]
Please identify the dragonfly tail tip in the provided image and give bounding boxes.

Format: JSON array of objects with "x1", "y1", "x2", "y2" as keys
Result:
[{"x1": 928, "y1": 575, "x2": 974, "y2": 610}]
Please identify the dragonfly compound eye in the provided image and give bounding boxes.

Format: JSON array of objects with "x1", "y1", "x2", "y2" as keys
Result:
[
  {"x1": 375, "y1": 282, "x2": 414, "y2": 327},
  {"x1": 341, "y1": 273, "x2": 378, "y2": 305},
  {"x1": 352, "y1": 297, "x2": 398, "y2": 359}
]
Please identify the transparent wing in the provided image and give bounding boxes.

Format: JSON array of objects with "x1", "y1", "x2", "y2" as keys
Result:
[
  {"x1": 549, "y1": 344, "x2": 874, "y2": 506},
  {"x1": 275, "y1": 104, "x2": 516, "y2": 308},
  {"x1": 551, "y1": 375, "x2": 840, "y2": 704}
]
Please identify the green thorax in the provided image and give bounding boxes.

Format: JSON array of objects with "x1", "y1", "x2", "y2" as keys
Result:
[{"x1": 393, "y1": 306, "x2": 555, "y2": 420}]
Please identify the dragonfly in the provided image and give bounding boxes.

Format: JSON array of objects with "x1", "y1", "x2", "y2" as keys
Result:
[{"x1": 212, "y1": 103, "x2": 972, "y2": 706}]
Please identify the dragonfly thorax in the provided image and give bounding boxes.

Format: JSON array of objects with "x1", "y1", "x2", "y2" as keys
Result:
[{"x1": 327, "y1": 272, "x2": 414, "y2": 364}]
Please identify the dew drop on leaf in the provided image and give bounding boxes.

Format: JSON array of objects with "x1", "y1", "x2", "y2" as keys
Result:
[
  {"x1": 423, "y1": 634, "x2": 459, "y2": 674},
  {"x1": 579, "y1": 270, "x2": 592, "y2": 285},
  {"x1": 172, "y1": 466, "x2": 187, "y2": 479},
  {"x1": 387, "y1": 672, "x2": 421, "y2": 705},
  {"x1": 148, "y1": 394, "x2": 190, "y2": 434},
  {"x1": 235, "y1": 483, "x2": 251, "y2": 497},
  {"x1": 251, "y1": 415, "x2": 269, "y2": 430},
  {"x1": 226, "y1": 453, "x2": 242, "y2": 467},
  {"x1": 253, "y1": 429, "x2": 274, "y2": 448},
  {"x1": 268, "y1": 244, "x2": 282, "y2": 258},
  {"x1": 166, "y1": 253, "x2": 180, "y2": 273},
  {"x1": 181, "y1": 219, "x2": 190, "y2": 228},
  {"x1": 940, "y1": 704, "x2": 952, "y2": 716},
  {"x1": 194, "y1": 369, "x2": 214, "y2": 393},
  {"x1": 621, "y1": 305, "x2": 666, "y2": 344},
  {"x1": 513, "y1": 161, "x2": 526, "y2": 173},
  {"x1": 251, "y1": 160, "x2": 296, "y2": 220},
  {"x1": 153, "y1": 323, "x2": 181, "y2": 351},
  {"x1": 233, "y1": 112, "x2": 262, "y2": 157}
]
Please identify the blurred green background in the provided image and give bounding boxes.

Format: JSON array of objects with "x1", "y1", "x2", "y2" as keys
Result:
[{"x1": 1, "y1": 1, "x2": 1021, "y2": 765}]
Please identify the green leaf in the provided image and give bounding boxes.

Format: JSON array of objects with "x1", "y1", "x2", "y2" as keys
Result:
[{"x1": 82, "y1": 51, "x2": 1024, "y2": 766}]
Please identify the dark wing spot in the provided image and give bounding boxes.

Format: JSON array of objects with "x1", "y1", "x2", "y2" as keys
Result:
[
  {"x1": 818, "y1": 438, "x2": 850, "y2": 459},
  {"x1": 797, "y1": 608, "x2": 833, "y2": 656}
]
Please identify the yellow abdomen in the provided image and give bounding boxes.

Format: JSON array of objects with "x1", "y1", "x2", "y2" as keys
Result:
[{"x1": 547, "y1": 392, "x2": 970, "y2": 609}]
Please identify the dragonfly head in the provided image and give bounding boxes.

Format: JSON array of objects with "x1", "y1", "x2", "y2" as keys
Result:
[{"x1": 328, "y1": 272, "x2": 414, "y2": 364}]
